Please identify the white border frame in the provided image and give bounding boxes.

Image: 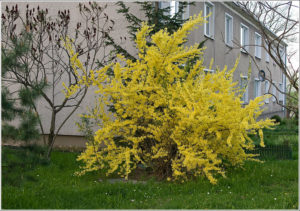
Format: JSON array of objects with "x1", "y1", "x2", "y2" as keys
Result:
[
  {"x1": 265, "y1": 39, "x2": 270, "y2": 63},
  {"x1": 272, "y1": 81, "x2": 277, "y2": 102},
  {"x1": 204, "y1": 1, "x2": 215, "y2": 39},
  {"x1": 240, "y1": 75, "x2": 249, "y2": 104},
  {"x1": 254, "y1": 78, "x2": 261, "y2": 98},
  {"x1": 254, "y1": 32, "x2": 262, "y2": 59},
  {"x1": 225, "y1": 12, "x2": 233, "y2": 47},
  {"x1": 264, "y1": 80, "x2": 270, "y2": 104},
  {"x1": 240, "y1": 23, "x2": 249, "y2": 53}
]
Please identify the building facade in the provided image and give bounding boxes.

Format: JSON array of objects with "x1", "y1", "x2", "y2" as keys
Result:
[
  {"x1": 2, "y1": 1, "x2": 286, "y2": 148},
  {"x1": 186, "y1": 1, "x2": 286, "y2": 118}
]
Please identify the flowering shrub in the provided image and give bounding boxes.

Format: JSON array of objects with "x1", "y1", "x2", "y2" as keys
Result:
[{"x1": 64, "y1": 13, "x2": 274, "y2": 184}]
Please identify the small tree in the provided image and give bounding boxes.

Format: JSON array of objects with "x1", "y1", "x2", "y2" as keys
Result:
[
  {"x1": 105, "y1": 1, "x2": 194, "y2": 62},
  {"x1": 2, "y1": 31, "x2": 42, "y2": 143},
  {"x1": 2, "y1": 3, "x2": 115, "y2": 158},
  {"x1": 64, "y1": 13, "x2": 274, "y2": 184}
]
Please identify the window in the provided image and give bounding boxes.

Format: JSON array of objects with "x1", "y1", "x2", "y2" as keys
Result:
[
  {"x1": 279, "y1": 46, "x2": 285, "y2": 65},
  {"x1": 272, "y1": 82, "x2": 276, "y2": 102},
  {"x1": 160, "y1": 1, "x2": 189, "y2": 20},
  {"x1": 225, "y1": 13, "x2": 233, "y2": 47},
  {"x1": 255, "y1": 32, "x2": 262, "y2": 59},
  {"x1": 254, "y1": 78, "x2": 261, "y2": 98},
  {"x1": 170, "y1": 1, "x2": 179, "y2": 17},
  {"x1": 204, "y1": 2, "x2": 214, "y2": 38},
  {"x1": 240, "y1": 76, "x2": 248, "y2": 104},
  {"x1": 265, "y1": 49, "x2": 270, "y2": 63},
  {"x1": 278, "y1": 83, "x2": 284, "y2": 102},
  {"x1": 240, "y1": 23, "x2": 249, "y2": 52},
  {"x1": 270, "y1": 45, "x2": 277, "y2": 66},
  {"x1": 158, "y1": 2, "x2": 173, "y2": 17},
  {"x1": 182, "y1": 3, "x2": 190, "y2": 20},
  {"x1": 265, "y1": 40, "x2": 270, "y2": 63},
  {"x1": 204, "y1": 69, "x2": 215, "y2": 75},
  {"x1": 264, "y1": 80, "x2": 270, "y2": 103}
]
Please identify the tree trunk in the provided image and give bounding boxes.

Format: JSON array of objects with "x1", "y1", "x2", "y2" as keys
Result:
[
  {"x1": 286, "y1": 109, "x2": 291, "y2": 119},
  {"x1": 46, "y1": 111, "x2": 56, "y2": 159}
]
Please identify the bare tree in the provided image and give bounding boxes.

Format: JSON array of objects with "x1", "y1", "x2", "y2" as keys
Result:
[
  {"x1": 226, "y1": 1, "x2": 299, "y2": 118},
  {"x1": 1, "y1": 2, "x2": 115, "y2": 158}
]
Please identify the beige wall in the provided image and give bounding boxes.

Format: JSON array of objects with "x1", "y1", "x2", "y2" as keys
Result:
[{"x1": 2, "y1": 2, "x2": 285, "y2": 144}]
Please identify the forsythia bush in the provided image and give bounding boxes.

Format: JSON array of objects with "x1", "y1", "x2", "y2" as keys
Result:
[{"x1": 64, "y1": 13, "x2": 274, "y2": 184}]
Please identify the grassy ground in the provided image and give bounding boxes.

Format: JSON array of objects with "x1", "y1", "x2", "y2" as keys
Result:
[
  {"x1": 2, "y1": 118, "x2": 298, "y2": 209},
  {"x1": 2, "y1": 145, "x2": 298, "y2": 209}
]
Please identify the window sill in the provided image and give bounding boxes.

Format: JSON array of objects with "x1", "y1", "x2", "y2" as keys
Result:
[
  {"x1": 255, "y1": 55, "x2": 261, "y2": 60},
  {"x1": 204, "y1": 34, "x2": 214, "y2": 40},
  {"x1": 240, "y1": 49, "x2": 248, "y2": 54},
  {"x1": 225, "y1": 43, "x2": 233, "y2": 48}
]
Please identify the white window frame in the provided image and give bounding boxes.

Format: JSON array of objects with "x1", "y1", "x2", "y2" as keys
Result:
[
  {"x1": 182, "y1": 2, "x2": 190, "y2": 20},
  {"x1": 255, "y1": 32, "x2": 262, "y2": 59},
  {"x1": 240, "y1": 23, "x2": 249, "y2": 53},
  {"x1": 225, "y1": 13, "x2": 233, "y2": 47},
  {"x1": 272, "y1": 82, "x2": 277, "y2": 102},
  {"x1": 270, "y1": 44, "x2": 277, "y2": 66},
  {"x1": 265, "y1": 40, "x2": 270, "y2": 63},
  {"x1": 254, "y1": 78, "x2": 261, "y2": 98},
  {"x1": 204, "y1": 1, "x2": 215, "y2": 39},
  {"x1": 264, "y1": 80, "x2": 270, "y2": 103},
  {"x1": 279, "y1": 46, "x2": 285, "y2": 65},
  {"x1": 159, "y1": 2, "x2": 171, "y2": 17},
  {"x1": 170, "y1": 1, "x2": 179, "y2": 18},
  {"x1": 166, "y1": 2, "x2": 190, "y2": 21},
  {"x1": 240, "y1": 76, "x2": 248, "y2": 104},
  {"x1": 278, "y1": 83, "x2": 284, "y2": 102}
]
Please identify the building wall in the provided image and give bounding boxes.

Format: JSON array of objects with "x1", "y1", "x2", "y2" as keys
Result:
[{"x1": 2, "y1": 2, "x2": 285, "y2": 145}]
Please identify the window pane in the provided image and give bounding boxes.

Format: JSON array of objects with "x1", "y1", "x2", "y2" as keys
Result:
[
  {"x1": 279, "y1": 83, "x2": 284, "y2": 101},
  {"x1": 272, "y1": 84, "x2": 276, "y2": 102},
  {"x1": 243, "y1": 28, "x2": 247, "y2": 47},
  {"x1": 265, "y1": 81, "x2": 269, "y2": 103},
  {"x1": 226, "y1": 17, "x2": 230, "y2": 44},
  {"x1": 206, "y1": 18, "x2": 210, "y2": 35},
  {"x1": 240, "y1": 27, "x2": 244, "y2": 46},
  {"x1": 206, "y1": 5, "x2": 210, "y2": 35},
  {"x1": 255, "y1": 81, "x2": 258, "y2": 97},
  {"x1": 170, "y1": 1, "x2": 176, "y2": 17},
  {"x1": 255, "y1": 80, "x2": 261, "y2": 98}
]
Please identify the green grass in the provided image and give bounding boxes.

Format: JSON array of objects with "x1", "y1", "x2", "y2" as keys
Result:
[
  {"x1": 2, "y1": 146, "x2": 298, "y2": 209},
  {"x1": 250, "y1": 118, "x2": 298, "y2": 159}
]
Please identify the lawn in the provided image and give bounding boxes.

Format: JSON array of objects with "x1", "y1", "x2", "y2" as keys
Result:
[{"x1": 2, "y1": 144, "x2": 298, "y2": 209}]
